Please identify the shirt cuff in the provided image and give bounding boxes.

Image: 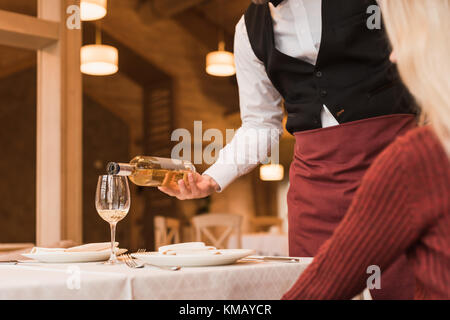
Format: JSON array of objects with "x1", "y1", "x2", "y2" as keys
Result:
[{"x1": 203, "y1": 163, "x2": 240, "y2": 192}]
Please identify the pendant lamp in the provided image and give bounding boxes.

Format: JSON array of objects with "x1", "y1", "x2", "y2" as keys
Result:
[
  {"x1": 81, "y1": 25, "x2": 118, "y2": 76},
  {"x1": 206, "y1": 40, "x2": 236, "y2": 77},
  {"x1": 260, "y1": 164, "x2": 284, "y2": 181},
  {"x1": 81, "y1": 0, "x2": 108, "y2": 21}
]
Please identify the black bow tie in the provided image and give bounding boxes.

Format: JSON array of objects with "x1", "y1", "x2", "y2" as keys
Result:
[{"x1": 270, "y1": 0, "x2": 284, "y2": 6}]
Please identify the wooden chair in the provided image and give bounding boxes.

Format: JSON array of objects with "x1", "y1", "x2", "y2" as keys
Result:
[
  {"x1": 250, "y1": 216, "x2": 283, "y2": 232},
  {"x1": 154, "y1": 216, "x2": 181, "y2": 250},
  {"x1": 191, "y1": 213, "x2": 242, "y2": 249}
]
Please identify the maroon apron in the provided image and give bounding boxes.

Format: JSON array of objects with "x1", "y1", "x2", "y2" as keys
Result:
[{"x1": 287, "y1": 114, "x2": 416, "y2": 299}]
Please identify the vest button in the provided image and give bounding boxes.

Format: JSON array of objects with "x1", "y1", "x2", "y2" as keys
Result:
[
  {"x1": 320, "y1": 90, "x2": 328, "y2": 97},
  {"x1": 316, "y1": 71, "x2": 322, "y2": 78}
]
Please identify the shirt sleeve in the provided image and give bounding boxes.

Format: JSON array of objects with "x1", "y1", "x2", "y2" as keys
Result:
[
  {"x1": 203, "y1": 16, "x2": 284, "y2": 191},
  {"x1": 282, "y1": 139, "x2": 423, "y2": 299}
]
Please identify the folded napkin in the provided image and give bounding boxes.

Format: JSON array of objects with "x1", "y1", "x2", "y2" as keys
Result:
[
  {"x1": 158, "y1": 242, "x2": 221, "y2": 256},
  {"x1": 30, "y1": 242, "x2": 118, "y2": 254}
]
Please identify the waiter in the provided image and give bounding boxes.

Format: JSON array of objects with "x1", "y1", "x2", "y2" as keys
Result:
[{"x1": 159, "y1": 0, "x2": 416, "y2": 299}]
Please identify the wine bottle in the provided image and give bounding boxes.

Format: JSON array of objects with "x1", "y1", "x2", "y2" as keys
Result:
[{"x1": 106, "y1": 156, "x2": 196, "y2": 187}]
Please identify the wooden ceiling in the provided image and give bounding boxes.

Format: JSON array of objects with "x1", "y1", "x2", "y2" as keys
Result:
[
  {"x1": 135, "y1": 0, "x2": 248, "y2": 35},
  {"x1": 0, "y1": 0, "x2": 253, "y2": 122},
  {"x1": 99, "y1": 0, "x2": 247, "y2": 114},
  {"x1": 0, "y1": 0, "x2": 37, "y2": 16},
  {"x1": 0, "y1": 0, "x2": 248, "y2": 67},
  {"x1": 197, "y1": 0, "x2": 250, "y2": 35}
]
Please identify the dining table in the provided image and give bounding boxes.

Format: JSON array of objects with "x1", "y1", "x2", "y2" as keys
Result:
[{"x1": 0, "y1": 257, "x2": 313, "y2": 300}]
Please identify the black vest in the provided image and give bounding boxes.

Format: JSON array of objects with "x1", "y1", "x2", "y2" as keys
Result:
[{"x1": 244, "y1": 0, "x2": 415, "y2": 133}]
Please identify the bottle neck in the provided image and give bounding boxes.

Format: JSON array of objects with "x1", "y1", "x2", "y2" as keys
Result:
[{"x1": 106, "y1": 162, "x2": 135, "y2": 176}]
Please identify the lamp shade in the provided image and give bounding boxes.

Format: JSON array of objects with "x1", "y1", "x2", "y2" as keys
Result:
[
  {"x1": 206, "y1": 50, "x2": 236, "y2": 77},
  {"x1": 81, "y1": 0, "x2": 107, "y2": 21},
  {"x1": 260, "y1": 164, "x2": 284, "y2": 181},
  {"x1": 81, "y1": 44, "x2": 118, "y2": 76}
]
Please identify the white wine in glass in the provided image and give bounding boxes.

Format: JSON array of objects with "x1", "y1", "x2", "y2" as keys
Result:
[
  {"x1": 95, "y1": 175, "x2": 130, "y2": 265},
  {"x1": 97, "y1": 209, "x2": 128, "y2": 224}
]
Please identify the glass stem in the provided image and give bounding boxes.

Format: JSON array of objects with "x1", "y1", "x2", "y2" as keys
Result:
[{"x1": 109, "y1": 222, "x2": 117, "y2": 262}]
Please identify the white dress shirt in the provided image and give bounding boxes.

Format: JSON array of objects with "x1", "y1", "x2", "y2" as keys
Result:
[{"x1": 204, "y1": 0, "x2": 340, "y2": 190}]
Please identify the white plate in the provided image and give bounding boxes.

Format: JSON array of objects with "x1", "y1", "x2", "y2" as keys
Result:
[
  {"x1": 21, "y1": 249, "x2": 127, "y2": 263},
  {"x1": 131, "y1": 249, "x2": 255, "y2": 267}
]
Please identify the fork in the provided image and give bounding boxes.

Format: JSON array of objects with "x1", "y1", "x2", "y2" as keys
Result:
[
  {"x1": 124, "y1": 253, "x2": 180, "y2": 271},
  {"x1": 123, "y1": 254, "x2": 141, "y2": 268}
]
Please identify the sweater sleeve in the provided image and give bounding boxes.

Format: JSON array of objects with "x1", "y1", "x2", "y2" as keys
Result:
[{"x1": 282, "y1": 139, "x2": 422, "y2": 300}]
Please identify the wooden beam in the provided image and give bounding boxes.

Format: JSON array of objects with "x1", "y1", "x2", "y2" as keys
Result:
[
  {"x1": 0, "y1": 9, "x2": 59, "y2": 50},
  {"x1": 36, "y1": 0, "x2": 83, "y2": 246},
  {"x1": 36, "y1": 0, "x2": 63, "y2": 246},
  {"x1": 60, "y1": 0, "x2": 83, "y2": 244},
  {"x1": 136, "y1": 0, "x2": 207, "y2": 22}
]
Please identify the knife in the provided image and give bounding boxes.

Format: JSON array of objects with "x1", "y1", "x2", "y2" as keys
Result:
[
  {"x1": 243, "y1": 256, "x2": 301, "y2": 263},
  {"x1": 0, "y1": 260, "x2": 19, "y2": 265}
]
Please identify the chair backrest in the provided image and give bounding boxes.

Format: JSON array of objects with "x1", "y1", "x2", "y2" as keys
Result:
[
  {"x1": 191, "y1": 213, "x2": 242, "y2": 249},
  {"x1": 250, "y1": 216, "x2": 283, "y2": 232},
  {"x1": 154, "y1": 216, "x2": 180, "y2": 250}
]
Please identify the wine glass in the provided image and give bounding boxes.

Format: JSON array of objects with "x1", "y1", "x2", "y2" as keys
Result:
[{"x1": 95, "y1": 175, "x2": 130, "y2": 265}]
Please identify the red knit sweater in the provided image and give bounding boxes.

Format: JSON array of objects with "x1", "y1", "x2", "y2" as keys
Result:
[{"x1": 282, "y1": 126, "x2": 450, "y2": 300}]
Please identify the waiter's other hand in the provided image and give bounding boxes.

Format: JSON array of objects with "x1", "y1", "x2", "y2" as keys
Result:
[{"x1": 158, "y1": 172, "x2": 219, "y2": 200}]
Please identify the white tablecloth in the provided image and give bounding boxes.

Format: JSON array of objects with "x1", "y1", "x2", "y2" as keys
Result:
[
  {"x1": 0, "y1": 258, "x2": 312, "y2": 300},
  {"x1": 228, "y1": 233, "x2": 289, "y2": 256}
]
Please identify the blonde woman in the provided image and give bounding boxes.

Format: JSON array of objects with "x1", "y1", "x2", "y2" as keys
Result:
[{"x1": 283, "y1": 0, "x2": 450, "y2": 299}]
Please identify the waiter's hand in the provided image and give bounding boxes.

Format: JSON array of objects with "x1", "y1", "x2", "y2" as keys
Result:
[{"x1": 158, "y1": 172, "x2": 219, "y2": 200}]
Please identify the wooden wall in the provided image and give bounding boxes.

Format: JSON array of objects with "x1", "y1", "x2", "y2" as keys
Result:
[
  {"x1": 82, "y1": 95, "x2": 131, "y2": 248},
  {"x1": 0, "y1": 67, "x2": 36, "y2": 243}
]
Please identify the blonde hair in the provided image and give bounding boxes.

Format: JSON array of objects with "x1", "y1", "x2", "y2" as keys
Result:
[{"x1": 381, "y1": 0, "x2": 450, "y2": 156}]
